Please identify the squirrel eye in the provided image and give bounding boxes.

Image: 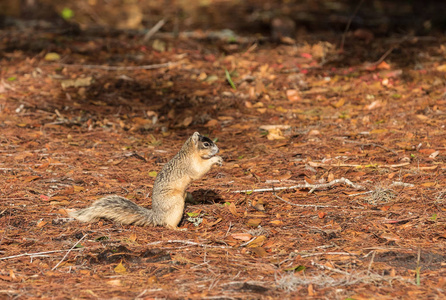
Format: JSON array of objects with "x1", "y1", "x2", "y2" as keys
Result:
[{"x1": 203, "y1": 142, "x2": 210, "y2": 147}]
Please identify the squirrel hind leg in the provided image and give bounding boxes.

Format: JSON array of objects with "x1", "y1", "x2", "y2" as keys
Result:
[{"x1": 162, "y1": 198, "x2": 185, "y2": 229}]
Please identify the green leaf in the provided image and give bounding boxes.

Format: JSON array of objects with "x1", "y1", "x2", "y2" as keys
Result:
[
  {"x1": 431, "y1": 213, "x2": 437, "y2": 221},
  {"x1": 186, "y1": 212, "x2": 200, "y2": 217},
  {"x1": 284, "y1": 265, "x2": 306, "y2": 272},
  {"x1": 61, "y1": 8, "x2": 74, "y2": 20},
  {"x1": 7, "y1": 77, "x2": 16, "y2": 81},
  {"x1": 245, "y1": 190, "x2": 253, "y2": 195},
  {"x1": 225, "y1": 69, "x2": 236, "y2": 90},
  {"x1": 148, "y1": 171, "x2": 158, "y2": 177}
]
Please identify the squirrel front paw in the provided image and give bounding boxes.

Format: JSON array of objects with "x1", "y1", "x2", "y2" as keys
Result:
[{"x1": 214, "y1": 156, "x2": 223, "y2": 167}]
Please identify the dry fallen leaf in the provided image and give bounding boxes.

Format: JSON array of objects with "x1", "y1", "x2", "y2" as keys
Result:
[
  {"x1": 204, "y1": 119, "x2": 219, "y2": 127},
  {"x1": 228, "y1": 203, "x2": 241, "y2": 217},
  {"x1": 270, "y1": 220, "x2": 284, "y2": 225},
  {"x1": 114, "y1": 261, "x2": 127, "y2": 274},
  {"x1": 107, "y1": 279, "x2": 122, "y2": 286},
  {"x1": 286, "y1": 89, "x2": 300, "y2": 102},
  {"x1": 266, "y1": 128, "x2": 285, "y2": 140},
  {"x1": 247, "y1": 218, "x2": 262, "y2": 227},
  {"x1": 182, "y1": 116, "x2": 194, "y2": 127},
  {"x1": 250, "y1": 247, "x2": 268, "y2": 257},
  {"x1": 129, "y1": 232, "x2": 137, "y2": 242},
  {"x1": 231, "y1": 233, "x2": 253, "y2": 241},
  {"x1": 246, "y1": 235, "x2": 267, "y2": 247}
]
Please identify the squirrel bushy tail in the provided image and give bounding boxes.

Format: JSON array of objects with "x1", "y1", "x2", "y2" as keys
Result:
[{"x1": 68, "y1": 195, "x2": 164, "y2": 226}]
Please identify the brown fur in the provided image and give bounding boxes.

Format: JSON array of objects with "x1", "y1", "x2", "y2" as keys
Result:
[{"x1": 69, "y1": 132, "x2": 222, "y2": 229}]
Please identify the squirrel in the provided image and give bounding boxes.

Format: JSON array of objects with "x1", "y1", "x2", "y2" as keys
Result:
[{"x1": 68, "y1": 132, "x2": 223, "y2": 229}]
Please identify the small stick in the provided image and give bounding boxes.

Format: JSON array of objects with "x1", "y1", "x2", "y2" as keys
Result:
[
  {"x1": 311, "y1": 261, "x2": 351, "y2": 276},
  {"x1": 370, "y1": 46, "x2": 396, "y2": 67},
  {"x1": 52, "y1": 234, "x2": 88, "y2": 270},
  {"x1": 415, "y1": 248, "x2": 421, "y2": 285},
  {"x1": 143, "y1": 19, "x2": 166, "y2": 42},
  {"x1": 367, "y1": 251, "x2": 376, "y2": 275},
  {"x1": 299, "y1": 252, "x2": 358, "y2": 258},
  {"x1": 340, "y1": 0, "x2": 365, "y2": 51},
  {"x1": 390, "y1": 181, "x2": 414, "y2": 188},
  {"x1": 147, "y1": 240, "x2": 229, "y2": 249},
  {"x1": 0, "y1": 248, "x2": 84, "y2": 261},
  {"x1": 58, "y1": 61, "x2": 179, "y2": 71},
  {"x1": 348, "y1": 191, "x2": 373, "y2": 197}
]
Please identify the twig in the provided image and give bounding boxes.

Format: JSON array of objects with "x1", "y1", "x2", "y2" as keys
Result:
[
  {"x1": 143, "y1": 19, "x2": 166, "y2": 42},
  {"x1": 52, "y1": 234, "x2": 88, "y2": 270},
  {"x1": 367, "y1": 251, "x2": 376, "y2": 275},
  {"x1": 348, "y1": 191, "x2": 373, "y2": 197},
  {"x1": 147, "y1": 240, "x2": 230, "y2": 249},
  {"x1": 299, "y1": 252, "x2": 358, "y2": 258},
  {"x1": 340, "y1": 0, "x2": 365, "y2": 51},
  {"x1": 135, "y1": 289, "x2": 148, "y2": 300},
  {"x1": 390, "y1": 181, "x2": 414, "y2": 188},
  {"x1": 225, "y1": 222, "x2": 232, "y2": 237},
  {"x1": 415, "y1": 248, "x2": 421, "y2": 285},
  {"x1": 0, "y1": 248, "x2": 84, "y2": 261},
  {"x1": 233, "y1": 177, "x2": 364, "y2": 194},
  {"x1": 58, "y1": 61, "x2": 180, "y2": 71},
  {"x1": 311, "y1": 261, "x2": 351, "y2": 276},
  {"x1": 371, "y1": 46, "x2": 396, "y2": 67}
]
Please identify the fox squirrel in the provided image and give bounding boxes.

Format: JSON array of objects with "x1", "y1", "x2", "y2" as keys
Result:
[{"x1": 69, "y1": 132, "x2": 223, "y2": 229}]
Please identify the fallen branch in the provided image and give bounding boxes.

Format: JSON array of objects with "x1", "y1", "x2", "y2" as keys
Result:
[
  {"x1": 58, "y1": 61, "x2": 180, "y2": 71},
  {"x1": 308, "y1": 161, "x2": 410, "y2": 169},
  {"x1": 52, "y1": 234, "x2": 88, "y2": 270},
  {"x1": 147, "y1": 240, "x2": 230, "y2": 249},
  {"x1": 233, "y1": 177, "x2": 364, "y2": 194}
]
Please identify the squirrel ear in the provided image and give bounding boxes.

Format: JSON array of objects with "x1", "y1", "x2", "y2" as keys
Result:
[{"x1": 192, "y1": 132, "x2": 200, "y2": 143}]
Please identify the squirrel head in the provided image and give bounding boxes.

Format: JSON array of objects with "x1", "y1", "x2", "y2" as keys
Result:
[{"x1": 191, "y1": 132, "x2": 219, "y2": 159}]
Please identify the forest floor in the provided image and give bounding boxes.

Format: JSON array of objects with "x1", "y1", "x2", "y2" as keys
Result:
[{"x1": 1, "y1": 14, "x2": 446, "y2": 300}]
